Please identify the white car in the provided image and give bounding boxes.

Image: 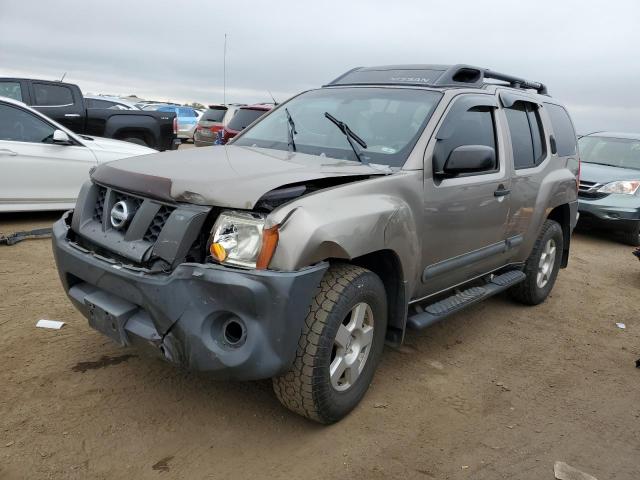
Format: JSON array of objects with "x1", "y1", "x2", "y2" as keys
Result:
[{"x1": 0, "y1": 96, "x2": 156, "y2": 212}]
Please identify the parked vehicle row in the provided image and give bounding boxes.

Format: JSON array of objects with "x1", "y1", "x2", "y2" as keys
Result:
[
  {"x1": 0, "y1": 96, "x2": 155, "y2": 212},
  {"x1": 0, "y1": 78, "x2": 179, "y2": 151},
  {"x1": 51, "y1": 63, "x2": 580, "y2": 423}
]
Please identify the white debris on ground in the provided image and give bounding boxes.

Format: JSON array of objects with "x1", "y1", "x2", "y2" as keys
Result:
[
  {"x1": 36, "y1": 319, "x2": 66, "y2": 330},
  {"x1": 554, "y1": 461, "x2": 598, "y2": 480}
]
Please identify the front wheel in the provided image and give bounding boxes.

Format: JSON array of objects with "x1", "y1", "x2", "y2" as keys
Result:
[
  {"x1": 621, "y1": 222, "x2": 640, "y2": 247},
  {"x1": 509, "y1": 219, "x2": 564, "y2": 305},
  {"x1": 273, "y1": 263, "x2": 387, "y2": 424}
]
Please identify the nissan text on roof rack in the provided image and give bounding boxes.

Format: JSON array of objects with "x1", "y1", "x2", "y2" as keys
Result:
[{"x1": 52, "y1": 64, "x2": 579, "y2": 423}]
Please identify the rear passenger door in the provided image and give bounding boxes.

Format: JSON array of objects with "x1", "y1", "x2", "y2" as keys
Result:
[
  {"x1": 419, "y1": 94, "x2": 512, "y2": 298},
  {"x1": 500, "y1": 93, "x2": 552, "y2": 249}
]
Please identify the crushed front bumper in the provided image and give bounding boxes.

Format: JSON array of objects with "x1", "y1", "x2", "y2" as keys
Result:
[{"x1": 52, "y1": 211, "x2": 328, "y2": 380}]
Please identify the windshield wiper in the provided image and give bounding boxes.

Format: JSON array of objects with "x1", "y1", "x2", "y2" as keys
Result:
[
  {"x1": 324, "y1": 112, "x2": 367, "y2": 163},
  {"x1": 285, "y1": 108, "x2": 297, "y2": 152}
]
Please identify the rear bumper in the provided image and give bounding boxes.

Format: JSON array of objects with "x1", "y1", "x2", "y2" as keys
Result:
[
  {"x1": 578, "y1": 195, "x2": 640, "y2": 229},
  {"x1": 52, "y1": 211, "x2": 328, "y2": 380}
]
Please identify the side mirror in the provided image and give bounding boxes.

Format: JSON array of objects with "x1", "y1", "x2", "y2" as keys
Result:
[
  {"x1": 53, "y1": 129, "x2": 72, "y2": 145},
  {"x1": 443, "y1": 145, "x2": 496, "y2": 175}
]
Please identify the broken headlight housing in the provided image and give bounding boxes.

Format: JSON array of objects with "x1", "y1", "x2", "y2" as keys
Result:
[
  {"x1": 597, "y1": 180, "x2": 640, "y2": 195},
  {"x1": 208, "y1": 210, "x2": 278, "y2": 269}
]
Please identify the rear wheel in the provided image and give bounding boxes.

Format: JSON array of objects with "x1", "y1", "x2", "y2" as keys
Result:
[
  {"x1": 273, "y1": 263, "x2": 387, "y2": 424},
  {"x1": 509, "y1": 219, "x2": 564, "y2": 305},
  {"x1": 621, "y1": 222, "x2": 640, "y2": 247}
]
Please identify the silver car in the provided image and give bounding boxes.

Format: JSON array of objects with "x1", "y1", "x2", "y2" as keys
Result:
[
  {"x1": 52, "y1": 64, "x2": 579, "y2": 423},
  {"x1": 193, "y1": 104, "x2": 245, "y2": 146}
]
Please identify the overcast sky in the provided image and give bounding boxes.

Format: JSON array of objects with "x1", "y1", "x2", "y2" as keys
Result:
[{"x1": 1, "y1": 0, "x2": 639, "y2": 133}]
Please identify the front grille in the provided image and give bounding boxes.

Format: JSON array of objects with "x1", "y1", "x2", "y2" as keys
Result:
[
  {"x1": 76, "y1": 183, "x2": 209, "y2": 268},
  {"x1": 578, "y1": 180, "x2": 609, "y2": 200},
  {"x1": 93, "y1": 186, "x2": 106, "y2": 221},
  {"x1": 144, "y1": 206, "x2": 173, "y2": 243}
]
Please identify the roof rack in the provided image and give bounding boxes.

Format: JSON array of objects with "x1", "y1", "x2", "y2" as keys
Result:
[{"x1": 325, "y1": 64, "x2": 549, "y2": 95}]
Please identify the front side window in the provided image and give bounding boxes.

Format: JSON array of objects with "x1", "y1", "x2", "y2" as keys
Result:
[
  {"x1": 578, "y1": 136, "x2": 640, "y2": 170},
  {"x1": 544, "y1": 103, "x2": 577, "y2": 156},
  {"x1": 33, "y1": 83, "x2": 74, "y2": 106},
  {"x1": 505, "y1": 102, "x2": 546, "y2": 169},
  {"x1": 433, "y1": 102, "x2": 497, "y2": 174},
  {"x1": 0, "y1": 104, "x2": 56, "y2": 143},
  {"x1": 0, "y1": 81, "x2": 22, "y2": 101},
  {"x1": 234, "y1": 87, "x2": 442, "y2": 167}
]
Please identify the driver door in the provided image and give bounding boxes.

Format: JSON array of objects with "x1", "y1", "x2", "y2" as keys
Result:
[
  {"x1": 417, "y1": 94, "x2": 512, "y2": 298},
  {"x1": 0, "y1": 102, "x2": 96, "y2": 208}
]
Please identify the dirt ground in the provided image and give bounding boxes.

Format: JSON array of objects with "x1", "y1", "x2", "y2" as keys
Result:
[{"x1": 1, "y1": 210, "x2": 639, "y2": 480}]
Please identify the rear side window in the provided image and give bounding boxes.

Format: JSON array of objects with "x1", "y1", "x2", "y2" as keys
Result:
[
  {"x1": 0, "y1": 81, "x2": 22, "y2": 101},
  {"x1": 202, "y1": 108, "x2": 226, "y2": 122},
  {"x1": 544, "y1": 103, "x2": 577, "y2": 156},
  {"x1": 505, "y1": 102, "x2": 546, "y2": 169},
  {"x1": 33, "y1": 83, "x2": 74, "y2": 106},
  {"x1": 227, "y1": 109, "x2": 267, "y2": 131},
  {"x1": 434, "y1": 106, "x2": 497, "y2": 174},
  {"x1": 0, "y1": 103, "x2": 56, "y2": 143}
]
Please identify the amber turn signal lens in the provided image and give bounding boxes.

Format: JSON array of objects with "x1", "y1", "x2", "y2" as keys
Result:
[
  {"x1": 210, "y1": 242, "x2": 227, "y2": 262},
  {"x1": 256, "y1": 225, "x2": 279, "y2": 270}
]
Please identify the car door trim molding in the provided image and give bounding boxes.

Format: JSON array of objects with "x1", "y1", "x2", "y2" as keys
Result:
[{"x1": 422, "y1": 234, "x2": 523, "y2": 282}]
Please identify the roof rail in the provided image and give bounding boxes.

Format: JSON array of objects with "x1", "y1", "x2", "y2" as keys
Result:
[
  {"x1": 481, "y1": 68, "x2": 548, "y2": 95},
  {"x1": 325, "y1": 64, "x2": 549, "y2": 95}
]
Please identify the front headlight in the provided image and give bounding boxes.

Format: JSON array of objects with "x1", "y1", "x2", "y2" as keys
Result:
[
  {"x1": 597, "y1": 180, "x2": 640, "y2": 195},
  {"x1": 208, "y1": 210, "x2": 278, "y2": 269}
]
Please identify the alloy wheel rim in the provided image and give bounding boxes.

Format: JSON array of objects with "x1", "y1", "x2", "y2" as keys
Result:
[
  {"x1": 536, "y1": 238, "x2": 557, "y2": 288},
  {"x1": 330, "y1": 302, "x2": 374, "y2": 392}
]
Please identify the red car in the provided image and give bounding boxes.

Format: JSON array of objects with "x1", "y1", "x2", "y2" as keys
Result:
[{"x1": 219, "y1": 104, "x2": 274, "y2": 144}]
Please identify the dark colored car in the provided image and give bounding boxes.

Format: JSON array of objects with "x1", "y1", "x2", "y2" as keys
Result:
[
  {"x1": 577, "y1": 132, "x2": 640, "y2": 245},
  {"x1": 0, "y1": 78, "x2": 179, "y2": 151},
  {"x1": 220, "y1": 104, "x2": 274, "y2": 144}
]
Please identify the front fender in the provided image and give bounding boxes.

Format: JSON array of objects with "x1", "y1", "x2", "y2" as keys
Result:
[{"x1": 267, "y1": 172, "x2": 423, "y2": 295}]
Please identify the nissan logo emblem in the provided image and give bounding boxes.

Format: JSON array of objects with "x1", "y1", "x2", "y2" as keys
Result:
[{"x1": 110, "y1": 200, "x2": 134, "y2": 229}]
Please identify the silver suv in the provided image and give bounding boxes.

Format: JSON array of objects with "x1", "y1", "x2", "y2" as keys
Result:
[{"x1": 52, "y1": 64, "x2": 579, "y2": 423}]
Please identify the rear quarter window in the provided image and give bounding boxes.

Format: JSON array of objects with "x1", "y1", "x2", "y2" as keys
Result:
[
  {"x1": 202, "y1": 108, "x2": 226, "y2": 122},
  {"x1": 544, "y1": 103, "x2": 577, "y2": 156}
]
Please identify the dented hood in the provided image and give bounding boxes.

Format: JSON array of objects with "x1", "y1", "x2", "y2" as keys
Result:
[{"x1": 91, "y1": 145, "x2": 387, "y2": 208}]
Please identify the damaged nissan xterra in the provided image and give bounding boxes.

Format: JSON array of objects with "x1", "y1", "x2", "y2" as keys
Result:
[{"x1": 53, "y1": 64, "x2": 579, "y2": 423}]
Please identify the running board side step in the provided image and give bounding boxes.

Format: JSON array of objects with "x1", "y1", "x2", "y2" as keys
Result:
[{"x1": 407, "y1": 270, "x2": 526, "y2": 330}]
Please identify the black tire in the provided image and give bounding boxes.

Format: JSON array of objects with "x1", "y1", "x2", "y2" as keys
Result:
[
  {"x1": 123, "y1": 136, "x2": 149, "y2": 147},
  {"x1": 273, "y1": 263, "x2": 387, "y2": 424},
  {"x1": 621, "y1": 223, "x2": 640, "y2": 247},
  {"x1": 509, "y1": 219, "x2": 564, "y2": 305}
]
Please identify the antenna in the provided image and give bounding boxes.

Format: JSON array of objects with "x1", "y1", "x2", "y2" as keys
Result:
[
  {"x1": 223, "y1": 33, "x2": 227, "y2": 105},
  {"x1": 60, "y1": 72, "x2": 67, "y2": 82},
  {"x1": 267, "y1": 90, "x2": 277, "y2": 105}
]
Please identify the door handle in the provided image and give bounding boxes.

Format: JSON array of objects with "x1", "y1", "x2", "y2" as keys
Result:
[
  {"x1": 494, "y1": 185, "x2": 511, "y2": 197},
  {"x1": 64, "y1": 113, "x2": 81, "y2": 117},
  {"x1": 0, "y1": 149, "x2": 17, "y2": 156}
]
